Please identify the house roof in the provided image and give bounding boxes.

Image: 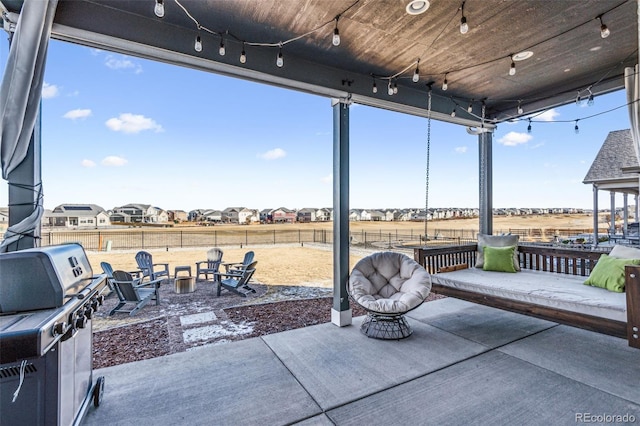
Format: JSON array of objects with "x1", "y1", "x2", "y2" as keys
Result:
[
  {"x1": 2, "y1": 0, "x2": 634, "y2": 124},
  {"x1": 582, "y1": 129, "x2": 640, "y2": 194},
  {"x1": 51, "y1": 203, "x2": 106, "y2": 215}
]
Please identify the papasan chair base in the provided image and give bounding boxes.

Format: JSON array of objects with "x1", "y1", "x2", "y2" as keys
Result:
[{"x1": 360, "y1": 312, "x2": 413, "y2": 340}]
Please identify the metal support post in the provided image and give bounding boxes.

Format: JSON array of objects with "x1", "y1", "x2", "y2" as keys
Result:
[{"x1": 478, "y1": 131, "x2": 493, "y2": 235}]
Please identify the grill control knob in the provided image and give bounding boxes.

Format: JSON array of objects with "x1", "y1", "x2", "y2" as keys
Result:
[
  {"x1": 84, "y1": 306, "x2": 93, "y2": 319},
  {"x1": 91, "y1": 300, "x2": 99, "y2": 311},
  {"x1": 53, "y1": 322, "x2": 66, "y2": 336},
  {"x1": 97, "y1": 295, "x2": 105, "y2": 305}
]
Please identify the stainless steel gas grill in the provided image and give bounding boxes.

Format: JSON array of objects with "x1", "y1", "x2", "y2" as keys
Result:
[{"x1": 0, "y1": 243, "x2": 108, "y2": 426}]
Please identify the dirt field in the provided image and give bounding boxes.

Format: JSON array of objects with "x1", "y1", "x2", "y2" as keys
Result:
[{"x1": 86, "y1": 214, "x2": 605, "y2": 288}]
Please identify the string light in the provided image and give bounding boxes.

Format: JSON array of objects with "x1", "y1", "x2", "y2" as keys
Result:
[
  {"x1": 412, "y1": 60, "x2": 420, "y2": 83},
  {"x1": 598, "y1": 15, "x2": 610, "y2": 39},
  {"x1": 276, "y1": 45, "x2": 284, "y2": 67},
  {"x1": 574, "y1": 120, "x2": 580, "y2": 134},
  {"x1": 467, "y1": 101, "x2": 473, "y2": 113},
  {"x1": 450, "y1": 107, "x2": 456, "y2": 117},
  {"x1": 393, "y1": 81, "x2": 399, "y2": 94},
  {"x1": 219, "y1": 37, "x2": 225, "y2": 56},
  {"x1": 387, "y1": 81, "x2": 394, "y2": 96},
  {"x1": 575, "y1": 91, "x2": 582, "y2": 106},
  {"x1": 194, "y1": 35, "x2": 202, "y2": 52},
  {"x1": 459, "y1": 1, "x2": 468, "y2": 34},
  {"x1": 509, "y1": 55, "x2": 516, "y2": 76},
  {"x1": 240, "y1": 43, "x2": 247, "y2": 64},
  {"x1": 332, "y1": 16, "x2": 341, "y2": 46},
  {"x1": 527, "y1": 119, "x2": 532, "y2": 133},
  {"x1": 587, "y1": 88, "x2": 595, "y2": 106},
  {"x1": 517, "y1": 101, "x2": 523, "y2": 115},
  {"x1": 442, "y1": 73, "x2": 448, "y2": 91},
  {"x1": 154, "y1": 0, "x2": 164, "y2": 18},
  {"x1": 372, "y1": 80, "x2": 378, "y2": 94}
]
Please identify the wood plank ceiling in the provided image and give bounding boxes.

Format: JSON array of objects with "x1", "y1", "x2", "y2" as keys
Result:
[{"x1": 3, "y1": 0, "x2": 638, "y2": 124}]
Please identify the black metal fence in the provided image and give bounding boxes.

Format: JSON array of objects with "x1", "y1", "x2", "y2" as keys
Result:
[{"x1": 36, "y1": 227, "x2": 511, "y2": 251}]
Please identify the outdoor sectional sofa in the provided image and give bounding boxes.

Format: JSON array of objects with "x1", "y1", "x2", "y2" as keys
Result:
[{"x1": 414, "y1": 242, "x2": 640, "y2": 349}]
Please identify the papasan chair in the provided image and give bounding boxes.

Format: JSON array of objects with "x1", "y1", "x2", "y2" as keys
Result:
[{"x1": 348, "y1": 252, "x2": 432, "y2": 339}]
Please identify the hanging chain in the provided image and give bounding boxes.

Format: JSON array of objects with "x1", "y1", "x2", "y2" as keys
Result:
[{"x1": 424, "y1": 87, "x2": 432, "y2": 244}]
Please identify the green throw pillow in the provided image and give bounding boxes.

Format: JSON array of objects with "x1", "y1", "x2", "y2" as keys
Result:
[
  {"x1": 482, "y1": 245, "x2": 517, "y2": 273},
  {"x1": 584, "y1": 253, "x2": 640, "y2": 292}
]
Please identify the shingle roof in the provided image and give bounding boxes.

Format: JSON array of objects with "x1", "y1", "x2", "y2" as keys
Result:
[{"x1": 583, "y1": 129, "x2": 638, "y2": 184}]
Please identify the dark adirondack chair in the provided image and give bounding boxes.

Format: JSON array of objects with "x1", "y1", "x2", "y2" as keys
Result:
[
  {"x1": 109, "y1": 270, "x2": 163, "y2": 316},
  {"x1": 215, "y1": 261, "x2": 258, "y2": 297},
  {"x1": 196, "y1": 248, "x2": 224, "y2": 280},
  {"x1": 222, "y1": 251, "x2": 255, "y2": 274},
  {"x1": 135, "y1": 251, "x2": 170, "y2": 282}
]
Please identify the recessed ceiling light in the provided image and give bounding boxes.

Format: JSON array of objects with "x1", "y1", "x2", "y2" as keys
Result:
[
  {"x1": 590, "y1": 46, "x2": 602, "y2": 51},
  {"x1": 512, "y1": 51, "x2": 533, "y2": 62},
  {"x1": 406, "y1": 0, "x2": 430, "y2": 15}
]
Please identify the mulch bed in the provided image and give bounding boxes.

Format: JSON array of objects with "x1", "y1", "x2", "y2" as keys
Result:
[{"x1": 92, "y1": 294, "x2": 443, "y2": 369}]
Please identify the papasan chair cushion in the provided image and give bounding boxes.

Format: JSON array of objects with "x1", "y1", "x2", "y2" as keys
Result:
[{"x1": 348, "y1": 252, "x2": 432, "y2": 339}]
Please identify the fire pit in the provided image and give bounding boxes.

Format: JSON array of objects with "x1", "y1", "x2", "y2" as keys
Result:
[{"x1": 175, "y1": 276, "x2": 196, "y2": 293}]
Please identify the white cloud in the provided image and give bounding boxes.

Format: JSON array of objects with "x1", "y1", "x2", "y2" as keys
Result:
[
  {"x1": 41, "y1": 82, "x2": 59, "y2": 99},
  {"x1": 535, "y1": 108, "x2": 560, "y2": 122},
  {"x1": 105, "y1": 113, "x2": 163, "y2": 134},
  {"x1": 498, "y1": 131, "x2": 533, "y2": 146},
  {"x1": 81, "y1": 159, "x2": 96, "y2": 168},
  {"x1": 104, "y1": 55, "x2": 143, "y2": 74},
  {"x1": 321, "y1": 173, "x2": 332, "y2": 183},
  {"x1": 63, "y1": 109, "x2": 92, "y2": 120},
  {"x1": 258, "y1": 148, "x2": 287, "y2": 160},
  {"x1": 101, "y1": 156, "x2": 128, "y2": 167},
  {"x1": 454, "y1": 146, "x2": 468, "y2": 154}
]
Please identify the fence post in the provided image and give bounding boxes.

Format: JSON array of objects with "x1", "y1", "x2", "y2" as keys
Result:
[
  {"x1": 180, "y1": 231, "x2": 183, "y2": 248},
  {"x1": 273, "y1": 229, "x2": 276, "y2": 244},
  {"x1": 388, "y1": 232, "x2": 391, "y2": 248},
  {"x1": 298, "y1": 229, "x2": 301, "y2": 243},
  {"x1": 364, "y1": 232, "x2": 367, "y2": 248},
  {"x1": 215, "y1": 230, "x2": 217, "y2": 246},
  {"x1": 245, "y1": 230, "x2": 248, "y2": 246},
  {"x1": 142, "y1": 231, "x2": 144, "y2": 249}
]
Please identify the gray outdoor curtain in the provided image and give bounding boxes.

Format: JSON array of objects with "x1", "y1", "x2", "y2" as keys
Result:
[
  {"x1": 625, "y1": 64, "x2": 640, "y2": 164},
  {"x1": 0, "y1": 0, "x2": 58, "y2": 252}
]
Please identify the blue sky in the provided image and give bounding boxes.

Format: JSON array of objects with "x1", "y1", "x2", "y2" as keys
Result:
[{"x1": 0, "y1": 39, "x2": 633, "y2": 212}]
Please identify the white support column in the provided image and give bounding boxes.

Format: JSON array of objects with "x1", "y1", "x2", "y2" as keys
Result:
[
  {"x1": 624, "y1": 193, "x2": 630, "y2": 236},
  {"x1": 593, "y1": 185, "x2": 599, "y2": 246},
  {"x1": 331, "y1": 98, "x2": 351, "y2": 327},
  {"x1": 610, "y1": 192, "x2": 617, "y2": 236},
  {"x1": 636, "y1": 194, "x2": 639, "y2": 222}
]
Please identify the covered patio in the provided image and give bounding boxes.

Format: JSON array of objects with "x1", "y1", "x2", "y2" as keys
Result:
[
  {"x1": 83, "y1": 298, "x2": 640, "y2": 425},
  {"x1": 1, "y1": 1, "x2": 640, "y2": 424}
]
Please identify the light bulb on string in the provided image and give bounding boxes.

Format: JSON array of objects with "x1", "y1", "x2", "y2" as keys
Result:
[
  {"x1": 332, "y1": 17, "x2": 341, "y2": 46},
  {"x1": 527, "y1": 119, "x2": 532, "y2": 133},
  {"x1": 467, "y1": 101, "x2": 473, "y2": 113},
  {"x1": 154, "y1": 0, "x2": 164, "y2": 18},
  {"x1": 393, "y1": 81, "x2": 398, "y2": 94},
  {"x1": 219, "y1": 38, "x2": 226, "y2": 56},
  {"x1": 574, "y1": 120, "x2": 580, "y2": 134},
  {"x1": 194, "y1": 35, "x2": 202, "y2": 52},
  {"x1": 588, "y1": 93, "x2": 594, "y2": 106},
  {"x1": 517, "y1": 101, "x2": 523, "y2": 115},
  {"x1": 450, "y1": 108, "x2": 456, "y2": 117},
  {"x1": 412, "y1": 61, "x2": 420, "y2": 83},
  {"x1": 387, "y1": 81, "x2": 394, "y2": 96},
  {"x1": 276, "y1": 46, "x2": 284, "y2": 68},
  {"x1": 598, "y1": 15, "x2": 610, "y2": 38},
  {"x1": 442, "y1": 74, "x2": 448, "y2": 91},
  {"x1": 459, "y1": 1, "x2": 468, "y2": 34},
  {"x1": 509, "y1": 55, "x2": 516, "y2": 76},
  {"x1": 372, "y1": 81, "x2": 378, "y2": 94},
  {"x1": 240, "y1": 43, "x2": 247, "y2": 64}
]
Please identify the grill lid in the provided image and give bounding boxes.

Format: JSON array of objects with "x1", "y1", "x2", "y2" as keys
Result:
[{"x1": 0, "y1": 243, "x2": 94, "y2": 313}]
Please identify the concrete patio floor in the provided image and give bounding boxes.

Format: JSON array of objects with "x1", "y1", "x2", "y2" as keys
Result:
[{"x1": 82, "y1": 298, "x2": 640, "y2": 425}]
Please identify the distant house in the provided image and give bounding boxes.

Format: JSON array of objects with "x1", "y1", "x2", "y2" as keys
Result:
[
  {"x1": 297, "y1": 208, "x2": 318, "y2": 222},
  {"x1": 0, "y1": 207, "x2": 8, "y2": 229},
  {"x1": 271, "y1": 207, "x2": 296, "y2": 223},
  {"x1": 260, "y1": 208, "x2": 273, "y2": 223},
  {"x1": 369, "y1": 210, "x2": 385, "y2": 221},
  {"x1": 238, "y1": 208, "x2": 259, "y2": 224},
  {"x1": 201, "y1": 209, "x2": 223, "y2": 223},
  {"x1": 43, "y1": 204, "x2": 111, "y2": 228},
  {"x1": 222, "y1": 207, "x2": 245, "y2": 223},
  {"x1": 317, "y1": 208, "x2": 332, "y2": 222},
  {"x1": 111, "y1": 203, "x2": 167, "y2": 223},
  {"x1": 167, "y1": 210, "x2": 188, "y2": 222}
]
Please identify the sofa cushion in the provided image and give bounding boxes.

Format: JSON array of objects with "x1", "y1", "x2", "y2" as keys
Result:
[
  {"x1": 475, "y1": 234, "x2": 520, "y2": 271},
  {"x1": 483, "y1": 245, "x2": 517, "y2": 273},
  {"x1": 584, "y1": 253, "x2": 640, "y2": 293}
]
